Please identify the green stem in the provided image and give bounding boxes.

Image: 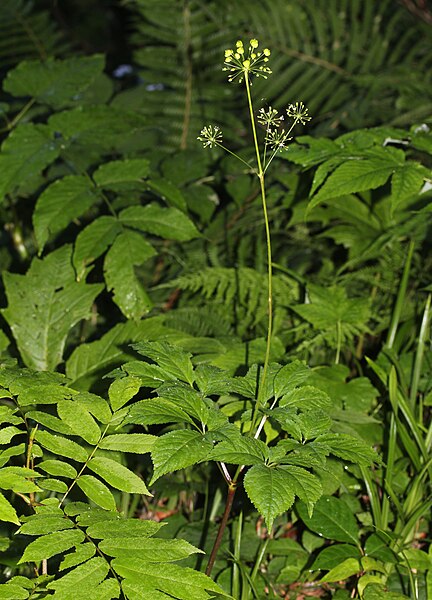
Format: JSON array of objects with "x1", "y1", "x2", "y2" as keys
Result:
[
  {"x1": 244, "y1": 74, "x2": 273, "y2": 425},
  {"x1": 386, "y1": 240, "x2": 414, "y2": 349},
  {"x1": 409, "y1": 294, "x2": 431, "y2": 409}
]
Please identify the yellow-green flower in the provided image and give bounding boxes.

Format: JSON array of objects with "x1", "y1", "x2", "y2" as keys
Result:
[{"x1": 222, "y1": 39, "x2": 272, "y2": 83}]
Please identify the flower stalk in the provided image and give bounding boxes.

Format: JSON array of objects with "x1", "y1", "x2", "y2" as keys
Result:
[{"x1": 198, "y1": 38, "x2": 311, "y2": 577}]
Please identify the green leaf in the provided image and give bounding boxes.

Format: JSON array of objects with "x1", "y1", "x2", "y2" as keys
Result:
[
  {"x1": 125, "y1": 398, "x2": 194, "y2": 427},
  {"x1": 108, "y1": 376, "x2": 141, "y2": 412},
  {"x1": 37, "y1": 460, "x2": 78, "y2": 479},
  {"x1": 244, "y1": 464, "x2": 322, "y2": 529},
  {"x1": 2, "y1": 246, "x2": 103, "y2": 370},
  {"x1": 75, "y1": 392, "x2": 112, "y2": 424},
  {"x1": 113, "y1": 558, "x2": 228, "y2": 600},
  {"x1": 0, "y1": 426, "x2": 23, "y2": 445},
  {"x1": 59, "y1": 543, "x2": 96, "y2": 571},
  {"x1": 88, "y1": 457, "x2": 150, "y2": 495},
  {"x1": 76, "y1": 475, "x2": 117, "y2": 511},
  {"x1": 0, "y1": 585, "x2": 29, "y2": 599},
  {"x1": 33, "y1": 176, "x2": 98, "y2": 253},
  {"x1": 243, "y1": 465, "x2": 295, "y2": 531},
  {"x1": 65, "y1": 318, "x2": 178, "y2": 390},
  {"x1": 93, "y1": 159, "x2": 150, "y2": 188},
  {"x1": 307, "y1": 149, "x2": 404, "y2": 211},
  {"x1": 4, "y1": 55, "x2": 105, "y2": 109},
  {"x1": 38, "y1": 478, "x2": 68, "y2": 493},
  {"x1": 99, "y1": 537, "x2": 202, "y2": 560},
  {"x1": 119, "y1": 203, "x2": 200, "y2": 241},
  {"x1": 273, "y1": 361, "x2": 311, "y2": 399},
  {"x1": 280, "y1": 386, "x2": 332, "y2": 411},
  {"x1": 146, "y1": 177, "x2": 187, "y2": 211},
  {"x1": 312, "y1": 544, "x2": 361, "y2": 570},
  {"x1": 57, "y1": 400, "x2": 101, "y2": 445},
  {"x1": 36, "y1": 430, "x2": 88, "y2": 462},
  {"x1": 132, "y1": 341, "x2": 194, "y2": 385},
  {"x1": 209, "y1": 437, "x2": 269, "y2": 465},
  {"x1": 391, "y1": 162, "x2": 427, "y2": 213},
  {"x1": 316, "y1": 433, "x2": 378, "y2": 465},
  {"x1": 86, "y1": 518, "x2": 162, "y2": 539},
  {"x1": 104, "y1": 230, "x2": 155, "y2": 320},
  {"x1": 150, "y1": 430, "x2": 213, "y2": 484},
  {"x1": 0, "y1": 124, "x2": 59, "y2": 203},
  {"x1": 19, "y1": 529, "x2": 85, "y2": 563},
  {"x1": 46, "y1": 557, "x2": 109, "y2": 598},
  {"x1": 362, "y1": 583, "x2": 410, "y2": 599},
  {"x1": 297, "y1": 496, "x2": 359, "y2": 545},
  {"x1": 19, "y1": 515, "x2": 74, "y2": 535},
  {"x1": 320, "y1": 557, "x2": 360, "y2": 583},
  {"x1": 99, "y1": 434, "x2": 156, "y2": 454},
  {"x1": 0, "y1": 490, "x2": 20, "y2": 525},
  {"x1": 73, "y1": 216, "x2": 122, "y2": 281}
]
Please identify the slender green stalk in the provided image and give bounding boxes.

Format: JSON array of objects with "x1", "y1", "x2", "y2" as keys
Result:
[
  {"x1": 409, "y1": 294, "x2": 431, "y2": 409},
  {"x1": 247, "y1": 537, "x2": 269, "y2": 600},
  {"x1": 244, "y1": 75, "x2": 273, "y2": 425},
  {"x1": 386, "y1": 240, "x2": 414, "y2": 349},
  {"x1": 232, "y1": 510, "x2": 243, "y2": 599}
]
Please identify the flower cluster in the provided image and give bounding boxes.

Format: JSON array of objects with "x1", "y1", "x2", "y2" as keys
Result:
[
  {"x1": 257, "y1": 106, "x2": 284, "y2": 128},
  {"x1": 257, "y1": 103, "x2": 312, "y2": 154},
  {"x1": 197, "y1": 125, "x2": 223, "y2": 149},
  {"x1": 223, "y1": 39, "x2": 271, "y2": 83},
  {"x1": 286, "y1": 102, "x2": 312, "y2": 125}
]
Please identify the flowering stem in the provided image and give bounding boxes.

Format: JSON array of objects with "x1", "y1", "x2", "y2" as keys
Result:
[{"x1": 244, "y1": 74, "x2": 273, "y2": 428}]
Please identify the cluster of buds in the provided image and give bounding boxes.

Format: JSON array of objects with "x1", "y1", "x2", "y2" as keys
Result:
[{"x1": 223, "y1": 39, "x2": 271, "y2": 83}]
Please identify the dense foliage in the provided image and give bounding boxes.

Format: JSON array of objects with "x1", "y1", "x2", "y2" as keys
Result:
[{"x1": 0, "y1": 1, "x2": 431, "y2": 598}]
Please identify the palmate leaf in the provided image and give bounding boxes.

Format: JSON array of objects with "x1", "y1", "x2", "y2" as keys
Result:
[
  {"x1": 33, "y1": 175, "x2": 99, "y2": 253},
  {"x1": 2, "y1": 245, "x2": 103, "y2": 370},
  {"x1": 0, "y1": 123, "x2": 59, "y2": 203},
  {"x1": 104, "y1": 230, "x2": 156, "y2": 320},
  {"x1": 3, "y1": 55, "x2": 104, "y2": 109},
  {"x1": 114, "y1": 559, "x2": 229, "y2": 600},
  {"x1": 244, "y1": 464, "x2": 322, "y2": 530}
]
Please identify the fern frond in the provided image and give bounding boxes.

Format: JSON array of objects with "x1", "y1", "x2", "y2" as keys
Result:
[
  {"x1": 170, "y1": 267, "x2": 297, "y2": 336},
  {"x1": 0, "y1": 0, "x2": 69, "y2": 69}
]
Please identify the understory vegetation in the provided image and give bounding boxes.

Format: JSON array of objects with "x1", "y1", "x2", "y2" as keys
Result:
[{"x1": 0, "y1": 1, "x2": 431, "y2": 598}]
